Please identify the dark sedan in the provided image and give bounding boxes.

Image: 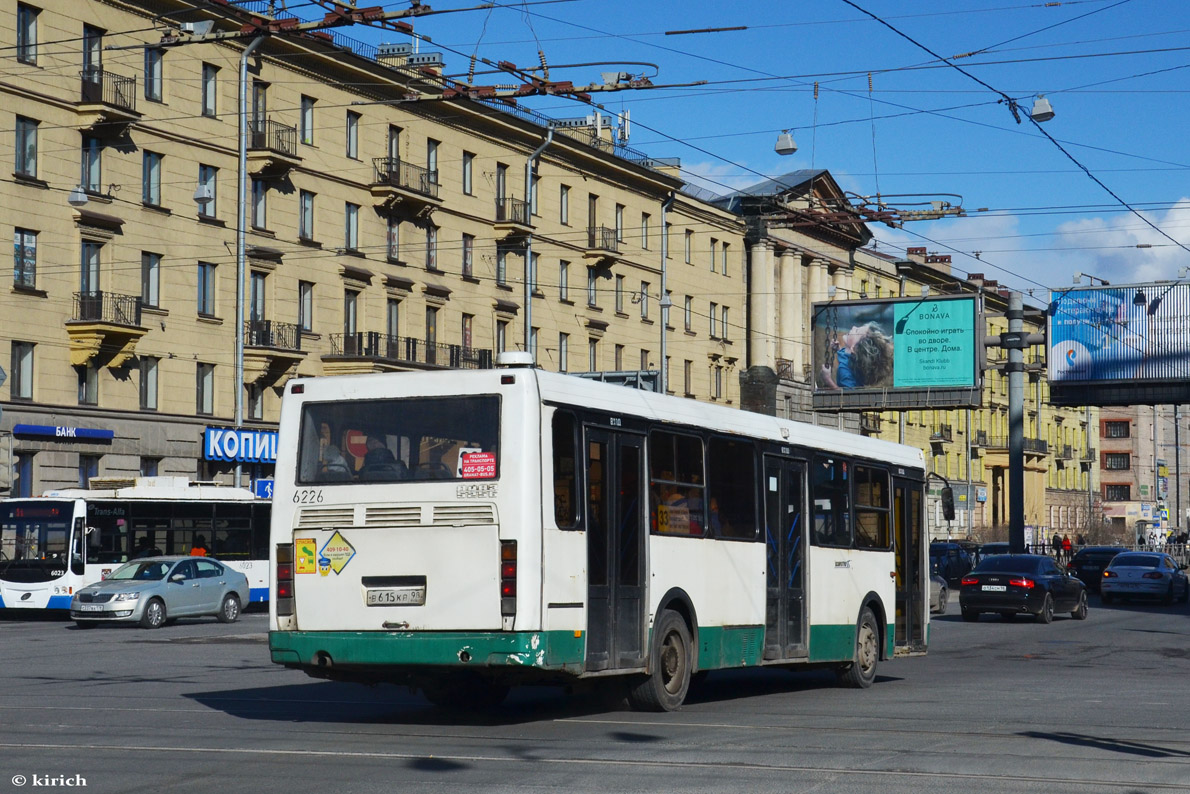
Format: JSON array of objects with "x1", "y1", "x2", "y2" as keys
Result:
[
  {"x1": 960, "y1": 554, "x2": 1088, "y2": 624},
  {"x1": 1066, "y1": 546, "x2": 1126, "y2": 592}
]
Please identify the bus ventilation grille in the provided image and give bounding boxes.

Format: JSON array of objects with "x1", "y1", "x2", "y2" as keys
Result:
[
  {"x1": 297, "y1": 507, "x2": 355, "y2": 528},
  {"x1": 432, "y1": 504, "x2": 495, "y2": 526},
  {"x1": 365, "y1": 505, "x2": 423, "y2": 527}
]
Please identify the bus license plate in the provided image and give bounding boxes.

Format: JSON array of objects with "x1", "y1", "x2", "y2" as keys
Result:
[
  {"x1": 982, "y1": 585, "x2": 1006, "y2": 592},
  {"x1": 79, "y1": 604, "x2": 104, "y2": 612},
  {"x1": 366, "y1": 587, "x2": 425, "y2": 606}
]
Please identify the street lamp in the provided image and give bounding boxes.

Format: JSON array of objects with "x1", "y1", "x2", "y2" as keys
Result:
[{"x1": 774, "y1": 129, "x2": 798, "y2": 156}]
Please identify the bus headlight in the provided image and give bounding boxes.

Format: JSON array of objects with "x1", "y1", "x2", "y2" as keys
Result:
[{"x1": 114, "y1": 592, "x2": 140, "y2": 601}]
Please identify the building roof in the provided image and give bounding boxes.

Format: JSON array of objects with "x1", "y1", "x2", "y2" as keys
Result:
[{"x1": 719, "y1": 169, "x2": 829, "y2": 200}]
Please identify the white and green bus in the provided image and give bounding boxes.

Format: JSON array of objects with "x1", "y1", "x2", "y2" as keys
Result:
[{"x1": 269, "y1": 357, "x2": 929, "y2": 710}]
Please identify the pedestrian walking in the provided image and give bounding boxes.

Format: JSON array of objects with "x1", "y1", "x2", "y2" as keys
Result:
[
  {"x1": 1061, "y1": 534, "x2": 1072, "y2": 562},
  {"x1": 1051, "y1": 534, "x2": 1061, "y2": 558}
]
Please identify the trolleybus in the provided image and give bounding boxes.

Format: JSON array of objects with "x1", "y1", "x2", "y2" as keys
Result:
[
  {"x1": 1, "y1": 477, "x2": 271, "y2": 610},
  {"x1": 268, "y1": 358, "x2": 928, "y2": 710}
]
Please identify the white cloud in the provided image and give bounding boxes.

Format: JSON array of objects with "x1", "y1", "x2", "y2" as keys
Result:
[{"x1": 1049, "y1": 200, "x2": 1190, "y2": 285}]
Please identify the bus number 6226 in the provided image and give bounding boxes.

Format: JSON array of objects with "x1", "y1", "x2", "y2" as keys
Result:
[{"x1": 293, "y1": 489, "x2": 324, "y2": 504}]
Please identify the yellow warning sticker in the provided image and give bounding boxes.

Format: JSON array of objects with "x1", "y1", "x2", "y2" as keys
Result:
[
  {"x1": 319, "y1": 530, "x2": 356, "y2": 575},
  {"x1": 295, "y1": 538, "x2": 318, "y2": 574}
]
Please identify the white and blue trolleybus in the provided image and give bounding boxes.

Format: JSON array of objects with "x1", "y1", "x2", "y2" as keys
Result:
[{"x1": 269, "y1": 358, "x2": 929, "y2": 710}]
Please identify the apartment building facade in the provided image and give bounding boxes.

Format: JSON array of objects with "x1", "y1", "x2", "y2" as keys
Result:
[{"x1": 0, "y1": 0, "x2": 746, "y2": 495}]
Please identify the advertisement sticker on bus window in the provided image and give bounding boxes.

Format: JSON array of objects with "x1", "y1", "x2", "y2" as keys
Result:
[
  {"x1": 460, "y1": 451, "x2": 497, "y2": 479},
  {"x1": 295, "y1": 538, "x2": 317, "y2": 574},
  {"x1": 319, "y1": 531, "x2": 356, "y2": 575}
]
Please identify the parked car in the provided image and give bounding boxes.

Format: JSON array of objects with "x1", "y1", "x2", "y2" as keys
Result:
[
  {"x1": 1101, "y1": 552, "x2": 1190, "y2": 604},
  {"x1": 959, "y1": 554, "x2": 1088, "y2": 623},
  {"x1": 978, "y1": 542, "x2": 1010, "y2": 559},
  {"x1": 930, "y1": 574, "x2": 949, "y2": 614},
  {"x1": 1066, "y1": 546, "x2": 1127, "y2": 592},
  {"x1": 931, "y1": 542, "x2": 975, "y2": 583},
  {"x1": 70, "y1": 556, "x2": 248, "y2": 629}
]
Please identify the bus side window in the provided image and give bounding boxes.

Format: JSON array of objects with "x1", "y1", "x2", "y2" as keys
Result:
[
  {"x1": 811, "y1": 456, "x2": 851, "y2": 547},
  {"x1": 706, "y1": 437, "x2": 757, "y2": 540},
  {"x1": 552, "y1": 411, "x2": 580, "y2": 529}
]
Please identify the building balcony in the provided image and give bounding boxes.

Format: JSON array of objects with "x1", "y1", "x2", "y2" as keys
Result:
[
  {"x1": 984, "y1": 436, "x2": 1049, "y2": 455},
  {"x1": 243, "y1": 320, "x2": 306, "y2": 386},
  {"x1": 66, "y1": 291, "x2": 146, "y2": 368},
  {"x1": 861, "y1": 413, "x2": 882, "y2": 435},
  {"x1": 370, "y1": 158, "x2": 441, "y2": 215},
  {"x1": 930, "y1": 424, "x2": 953, "y2": 442},
  {"x1": 77, "y1": 68, "x2": 140, "y2": 132},
  {"x1": 584, "y1": 225, "x2": 620, "y2": 266},
  {"x1": 323, "y1": 332, "x2": 493, "y2": 375},
  {"x1": 494, "y1": 197, "x2": 533, "y2": 238},
  {"x1": 972, "y1": 430, "x2": 989, "y2": 447},
  {"x1": 247, "y1": 119, "x2": 301, "y2": 176},
  {"x1": 1057, "y1": 444, "x2": 1074, "y2": 460}
]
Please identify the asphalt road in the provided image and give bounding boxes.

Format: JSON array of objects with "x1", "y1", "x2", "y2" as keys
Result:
[{"x1": 1, "y1": 596, "x2": 1188, "y2": 794}]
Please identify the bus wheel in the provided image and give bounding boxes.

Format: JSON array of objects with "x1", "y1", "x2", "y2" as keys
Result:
[
  {"x1": 628, "y1": 610, "x2": 693, "y2": 712},
  {"x1": 836, "y1": 607, "x2": 879, "y2": 689},
  {"x1": 422, "y1": 675, "x2": 509, "y2": 710},
  {"x1": 140, "y1": 598, "x2": 166, "y2": 630}
]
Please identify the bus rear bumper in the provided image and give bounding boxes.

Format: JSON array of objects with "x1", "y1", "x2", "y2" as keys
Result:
[{"x1": 269, "y1": 629, "x2": 586, "y2": 675}]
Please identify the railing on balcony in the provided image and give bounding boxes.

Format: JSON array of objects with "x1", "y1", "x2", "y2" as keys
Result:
[
  {"x1": 1082, "y1": 446, "x2": 1096, "y2": 461},
  {"x1": 587, "y1": 225, "x2": 619, "y2": 253},
  {"x1": 329, "y1": 332, "x2": 493, "y2": 369},
  {"x1": 1058, "y1": 444, "x2": 1074, "y2": 460},
  {"x1": 72, "y1": 291, "x2": 141, "y2": 326},
  {"x1": 249, "y1": 119, "x2": 298, "y2": 158},
  {"x1": 985, "y1": 436, "x2": 1048, "y2": 454},
  {"x1": 973, "y1": 430, "x2": 989, "y2": 447},
  {"x1": 775, "y1": 358, "x2": 797, "y2": 381},
  {"x1": 930, "y1": 424, "x2": 953, "y2": 442},
  {"x1": 371, "y1": 157, "x2": 439, "y2": 199},
  {"x1": 244, "y1": 320, "x2": 301, "y2": 352},
  {"x1": 861, "y1": 413, "x2": 882, "y2": 434},
  {"x1": 79, "y1": 68, "x2": 137, "y2": 113},
  {"x1": 495, "y1": 197, "x2": 531, "y2": 225}
]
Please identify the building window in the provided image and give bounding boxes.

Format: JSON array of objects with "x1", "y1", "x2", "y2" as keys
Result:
[
  {"x1": 665, "y1": 222, "x2": 672, "y2": 258},
  {"x1": 251, "y1": 178, "x2": 267, "y2": 228},
  {"x1": 142, "y1": 151, "x2": 162, "y2": 206},
  {"x1": 559, "y1": 260, "x2": 569, "y2": 301},
  {"x1": 496, "y1": 248, "x2": 508, "y2": 286},
  {"x1": 14, "y1": 453, "x2": 34, "y2": 497},
  {"x1": 81, "y1": 135, "x2": 101, "y2": 193},
  {"x1": 198, "y1": 164, "x2": 217, "y2": 217},
  {"x1": 247, "y1": 383, "x2": 263, "y2": 420},
  {"x1": 83, "y1": 25, "x2": 103, "y2": 77},
  {"x1": 589, "y1": 338, "x2": 599, "y2": 371},
  {"x1": 461, "y1": 313, "x2": 474, "y2": 351},
  {"x1": 144, "y1": 48, "x2": 163, "y2": 102},
  {"x1": 641, "y1": 213, "x2": 650, "y2": 249},
  {"x1": 15, "y1": 116, "x2": 37, "y2": 178},
  {"x1": 77, "y1": 363, "x2": 98, "y2": 405},
  {"x1": 141, "y1": 252, "x2": 160, "y2": 307},
  {"x1": 300, "y1": 95, "x2": 314, "y2": 145},
  {"x1": 387, "y1": 124, "x2": 401, "y2": 160},
  {"x1": 343, "y1": 290, "x2": 358, "y2": 335},
  {"x1": 721, "y1": 305, "x2": 730, "y2": 341},
  {"x1": 425, "y1": 225, "x2": 438, "y2": 271},
  {"x1": 386, "y1": 216, "x2": 400, "y2": 261},
  {"x1": 197, "y1": 262, "x2": 216, "y2": 316},
  {"x1": 426, "y1": 306, "x2": 438, "y2": 348},
  {"x1": 140, "y1": 457, "x2": 159, "y2": 477},
  {"x1": 201, "y1": 63, "x2": 218, "y2": 117},
  {"x1": 530, "y1": 253, "x2": 539, "y2": 293},
  {"x1": 345, "y1": 111, "x2": 360, "y2": 159},
  {"x1": 140, "y1": 356, "x2": 158, "y2": 410},
  {"x1": 79, "y1": 455, "x2": 101, "y2": 487},
  {"x1": 709, "y1": 238, "x2": 718, "y2": 272},
  {"x1": 1103, "y1": 421, "x2": 1130, "y2": 439},
  {"x1": 344, "y1": 202, "x2": 359, "y2": 251},
  {"x1": 17, "y1": 4, "x2": 38, "y2": 65},
  {"x1": 196, "y1": 363, "x2": 214, "y2": 415},
  {"x1": 497, "y1": 320, "x2": 508, "y2": 354},
  {"x1": 560, "y1": 184, "x2": 570, "y2": 224},
  {"x1": 709, "y1": 302, "x2": 719, "y2": 337},
  {"x1": 614, "y1": 344, "x2": 624, "y2": 371},
  {"x1": 663, "y1": 290, "x2": 672, "y2": 328},
  {"x1": 462, "y1": 151, "x2": 474, "y2": 195},
  {"x1": 462, "y1": 234, "x2": 474, "y2": 278},
  {"x1": 640, "y1": 281, "x2": 650, "y2": 320},
  {"x1": 1104, "y1": 484, "x2": 1130, "y2": 501},
  {"x1": 684, "y1": 296, "x2": 692, "y2": 331},
  {"x1": 722, "y1": 242, "x2": 730, "y2": 276},
  {"x1": 684, "y1": 229, "x2": 692, "y2": 263},
  {"x1": 684, "y1": 360, "x2": 693, "y2": 396},
  {"x1": 615, "y1": 275, "x2": 625, "y2": 313},
  {"x1": 530, "y1": 326, "x2": 538, "y2": 360},
  {"x1": 387, "y1": 298, "x2": 401, "y2": 339},
  {"x1": 587, "y1": 267, "x2": 598, "y2": 307},
  {"x1": 299, "y1": 190, "x2": 315, "y2": 240},
  {"x1": 495, "y1": 163, "x2": 508, "y2": 202},
  {"x1": 298, "y1": 281, "x2": 313, "y2": 332},
  {"x1": 427, "y1": 139, "x2": 439, "y2": 183},
  {"x1": 640, "y1": 349, "x2": 650, "y2": 371},
  {"x1": 530, "y1": 174, "x2": 540, "y2": 216},
  {"x1": 1104, "y1": 453, "x2": 1130, "y2": 470},
  {"x1": 14, "y1": 229, "x2": 37, "y2": 289},
  {"x1": 80, "y1": 241, "x2": 101, "y2": 294},
  {"x1": 249, "y1": 271, "x2": 266, "y2": 322},
  {"x1": 712, "y1": 365, "x2": 723, "y2": 399},
  {"x1": 559, "y1": 333, "x2": 569, "y2": 372},
  {"x1": 615, "y1": 204, "x2": 624, "y2": 241},
  {"x1": 11, "y1": 341, "x2": 34, "y2": 400}
]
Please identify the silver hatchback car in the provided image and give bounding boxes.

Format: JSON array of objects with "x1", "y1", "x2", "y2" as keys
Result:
[{"x1": 70, "y1": 556, "x2": 249, "y2": 629}]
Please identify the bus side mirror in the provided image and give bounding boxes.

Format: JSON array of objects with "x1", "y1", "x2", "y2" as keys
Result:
[{"x1": 941, "y1": 487, "x2": 956, "y2": 522}]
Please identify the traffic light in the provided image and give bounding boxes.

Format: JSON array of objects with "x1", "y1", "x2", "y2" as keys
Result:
[{"x1": 941, "y1": 486, "x2": 956, "y2": 521}]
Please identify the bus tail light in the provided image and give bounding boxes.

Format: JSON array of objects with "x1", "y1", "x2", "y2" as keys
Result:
[
  {"x1": 500, "y1": 541, "x2": 517, "y2": 617},
  {"x1": 276, "y1": 543, "x2": 295, "y2": 616}
]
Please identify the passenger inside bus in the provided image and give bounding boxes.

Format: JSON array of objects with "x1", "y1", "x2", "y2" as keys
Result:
[
  {"x1": 131, "y1": 536, "x2": 162, "y2": 559},
  {"x1": 359, "y1": 436, "x2": 408, "y2": 481}
]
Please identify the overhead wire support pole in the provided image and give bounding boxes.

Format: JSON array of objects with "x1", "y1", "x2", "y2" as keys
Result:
[{"x1": 524, "y1": 128, "x2": 553, "y2": 362}]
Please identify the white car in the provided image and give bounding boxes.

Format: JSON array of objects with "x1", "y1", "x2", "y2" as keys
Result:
[{"x1": 930, "y1": 574, "x2": 949, "y2": 614}]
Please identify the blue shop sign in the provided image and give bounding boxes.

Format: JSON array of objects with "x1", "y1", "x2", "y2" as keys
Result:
[
  {"x1": 13, "y1": 424, "x2": 114, "y2": 442},
  {"x1": 205, "y1": 427, "x2": 278, "y2": 463}
]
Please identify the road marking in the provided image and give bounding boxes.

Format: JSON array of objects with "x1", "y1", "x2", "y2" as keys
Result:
[{"x1": 0, "y1": 742, "x2": 1185, "y2": 789}]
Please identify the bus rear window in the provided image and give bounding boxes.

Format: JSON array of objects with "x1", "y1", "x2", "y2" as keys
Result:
[{"x1": 298, "y1": 395, "x2": 500, "y2": 485}]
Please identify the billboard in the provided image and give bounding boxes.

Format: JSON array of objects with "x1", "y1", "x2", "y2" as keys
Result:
[
  {"x1": 811, "y1": 295, "x2": 981, "y2": 411},
  {"x1": 1047, "y1": 283, "x2": 1190, "y2": 406}
]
